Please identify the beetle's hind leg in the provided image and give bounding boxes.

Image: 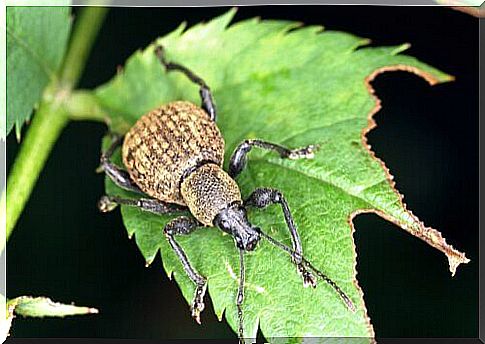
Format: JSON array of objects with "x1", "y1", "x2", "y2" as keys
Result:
[
  {"x1": 97, "y1": 195, "x2": 187, "y2": 214},
  {"x1": 155, "y1": 45, "x2": 217, "y2": 121},
  {"x1": 163, "y1": 216, "x2": 208, "y2": 324},
  {"x1": 98, "y1": 199, "x2": 207, "y2": 322},
  {"x1": 98, "y1": 134, "x2": 143, "y2": 194}
]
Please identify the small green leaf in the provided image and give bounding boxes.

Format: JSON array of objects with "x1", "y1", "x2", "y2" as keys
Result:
[
  {"x1": 1, "y1": 294, "x2": 12, "y2": 343},
  {"x1": 2, "y1": 295, "x2": 97, "y2": 340},
  {"x1": 7, "y1": 296, "x2": 98, "y2": 318},
  {"x1": 6, "y1": 6, "x2": 72, "y2": 139},
  {"x1": 96, "y1": 10, "x2": 469, "y2": 340}
]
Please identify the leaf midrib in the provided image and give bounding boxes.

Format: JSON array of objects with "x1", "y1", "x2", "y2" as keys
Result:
[{"x1": 254, "y1": 157, "x2": 388, "y2": 216}]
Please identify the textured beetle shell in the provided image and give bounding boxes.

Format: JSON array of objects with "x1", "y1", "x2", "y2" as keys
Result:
[
  {"x1": 122, "y1": 101, "x2": 225, "y2": 205},
  {"x1": 181, "y1": 163, "x2": 242, "y2": 226}
]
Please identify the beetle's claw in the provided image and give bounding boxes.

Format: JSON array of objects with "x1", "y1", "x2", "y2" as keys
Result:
[
  {"x1": 191, "y1": 283, "x2": 207, "y2": 324},
  {"x1": 303, "y1": 271, "x2": 317, "y2": 288},
  {"x1": 297, "y1": 264, "x2": 317, "y2": 288},
  {"x1": 191, "y1": 306, "x2": 203, "y2": 325},
  {"x1": 98, "y1": 196, "x2": 118, "y2": 213},
  {"x1": 191, "y1": 300, "x2": 205, "y2": 324},
  {"x1": 288, "y1": 144, "x2": 319, "y2": 160}
]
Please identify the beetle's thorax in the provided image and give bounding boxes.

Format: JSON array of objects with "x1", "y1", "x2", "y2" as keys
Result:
[{"x1": 180, "y1": 163, "x2": 242, "y2": 226}]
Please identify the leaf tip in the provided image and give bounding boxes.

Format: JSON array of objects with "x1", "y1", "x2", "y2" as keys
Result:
[
  {"x1": 442, "y1": 73, "x2": 456, "y2": 83},
  {"x1": 15, "y1": 123, "x2": 22, "y2": 142},
  {"x1": 174, "y1": 20, "x2": 188, "y2": 36},
  {"x1": 216, "y1": 307, "x2": 226, "y2": 322},
  {"x1": 88, "y1": 307, "x2": 99, "y2": 314},
  {"x1": 227, "y1": 7, "x2": 238, "y2": 18},
  {"x1": 448, "y1": 253, "x2": 470, "y2": 277},
  {"x1": 216, "y1": 7, "x2": 238, "y2": 29},
  {"x1": 359, "y1": 37, "x2": 372, "y2": 47},
  {"x1": 392, "y1": 42, "x2": 411, "y2": 55}
]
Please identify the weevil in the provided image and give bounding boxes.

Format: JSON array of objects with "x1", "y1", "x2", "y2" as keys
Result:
[{"x1": 98, "y1": 45, "x2": 356, "y2": 342}]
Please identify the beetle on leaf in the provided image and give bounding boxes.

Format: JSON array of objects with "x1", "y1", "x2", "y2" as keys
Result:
[{"x1": 97, "y1": 45, "x2": 355, "y2": 343}]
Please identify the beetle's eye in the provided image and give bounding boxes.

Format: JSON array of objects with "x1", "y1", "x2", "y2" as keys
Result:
[{"x1": 223, "y1": 221, "x2": 235, "y2": 234}]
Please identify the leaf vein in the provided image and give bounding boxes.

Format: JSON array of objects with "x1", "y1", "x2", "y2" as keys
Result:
[{"x1": 6, "y1": 27, "x2": 56, "y2": 79}]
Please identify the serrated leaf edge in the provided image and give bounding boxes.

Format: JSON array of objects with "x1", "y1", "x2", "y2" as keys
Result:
[
  {"x1": 358, "y1": 64, "x2": 469, "y2": 276},
  {"x1": 344, "y1": 63, "x2": 464, "y2": 344}
]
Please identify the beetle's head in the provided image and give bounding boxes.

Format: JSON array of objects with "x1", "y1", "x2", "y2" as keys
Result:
[{"x1": 214, "y1": 203, "x2": 261, "y2": 251}]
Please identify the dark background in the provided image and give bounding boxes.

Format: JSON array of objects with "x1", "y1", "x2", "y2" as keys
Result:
[{"x1": 5, "y1": 5, "x2": 478, "y2": 340}]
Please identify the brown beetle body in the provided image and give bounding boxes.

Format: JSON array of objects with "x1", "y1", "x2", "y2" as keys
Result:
[{"x1": 122, "y1": 100, "x2": 241, "y2": 226}]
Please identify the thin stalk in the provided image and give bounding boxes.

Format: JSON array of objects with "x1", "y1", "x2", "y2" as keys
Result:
[
  {"x1": 65, "y1": 90, "x2": 109, "y2": 123},
  {"x1": 60, "y1": 7, "x2": 108, "y2": 88},
  {"x1": 1, "y1": 7, "x2": 108, "y2": 253},
  {"x1": 5, "y1": 101, "x2": 68, "y2": 245}
]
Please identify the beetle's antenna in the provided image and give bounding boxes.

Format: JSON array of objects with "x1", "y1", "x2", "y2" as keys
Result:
[
  {"x1": 257, "y1": 229, "x2": 356, "y2": 313},
  {"x1": 237, "y1": 248, "x2": 245, "y2": 343}
]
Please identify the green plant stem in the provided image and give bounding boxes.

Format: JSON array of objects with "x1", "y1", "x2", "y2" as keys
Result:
[
  {"x1": 1, "y1": 7, "x2": 108, "y2": 253},
  {"x1": 65, "y1": 90, "x2": 109, "y2": 123},
  {"x1": 5, "y1": 101, "x2": 68, "y2": 244},
  {"x1": 60, "y1": 7, "x2": 108, "y2": 88}
]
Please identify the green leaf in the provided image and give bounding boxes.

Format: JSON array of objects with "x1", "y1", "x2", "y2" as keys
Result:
[
  {"x1": 1, "y1": 295, "x2": 97, "y2": 341},
  {"x1": 7, "y1": 296, "x2": 98, "y2": 318},
  {"x1": 1, "y1": 294, "x2": 11, "y2": 343},
  {"x1": 95, "y1": 9, "x2": 469, "y2": 340},
  {"x1": 6, "y1": 6, "x2": 72, "y2": 139}
]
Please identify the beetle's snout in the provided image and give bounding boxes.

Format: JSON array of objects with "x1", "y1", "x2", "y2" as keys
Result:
[
  {"x1": 214, "y1": 204, "x2": 262, "y2": 251},
  {"x1": 235, "y1": 227, "x2": 261, "y2": 251},
  {"x1": 244, "y1": 236, "x2": 259, "y2": 251}
]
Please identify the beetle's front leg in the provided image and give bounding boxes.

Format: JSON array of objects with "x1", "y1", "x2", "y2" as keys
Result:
[
  {"x1": 228, "y1": 139, "x2": 318, "y2": 178},
  {"x1": 245, "y1": 187, "x2": 317, "y2": 288},
  {"x1": 164, "y1": 216, "x2": 207, "y2": 324},
  {"x1": 98, "y1": 198, "x2": 204, "y2": 320}
]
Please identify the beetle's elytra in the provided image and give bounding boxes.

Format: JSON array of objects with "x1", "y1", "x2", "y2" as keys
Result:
[
  {"x1": 122, "y1": 101, "x2": 226, "y2": 209},
  {"x1": 98, "y1": 45, "x2": 355, "y2": 343}
]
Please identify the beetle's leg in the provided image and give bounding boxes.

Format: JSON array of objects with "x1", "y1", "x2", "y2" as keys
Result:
[
  {"x1": 164, "y1": 216, "x2": 208, "y2": 324},
  {"x1": 155, "y1": 45, "x2": 216, "y2": 121},
  {"x1": 237, "y1": 249, "x2": 246, "y2": 344},
  {"x1": 97, "y1": 195, "x2": 187, "y2": 214},
  {"x1": 257, "y1": 229, "x2": 356, "y2": 312},
  {"x1": 228, "y1": 139, "x2": 318, "y2": 178},
  {"x1": 98, "y1": 134, "x2": 143, "y2": 194},
  {"x1": 245, "y1": 188, "x2": 317, "y2": 288}
]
